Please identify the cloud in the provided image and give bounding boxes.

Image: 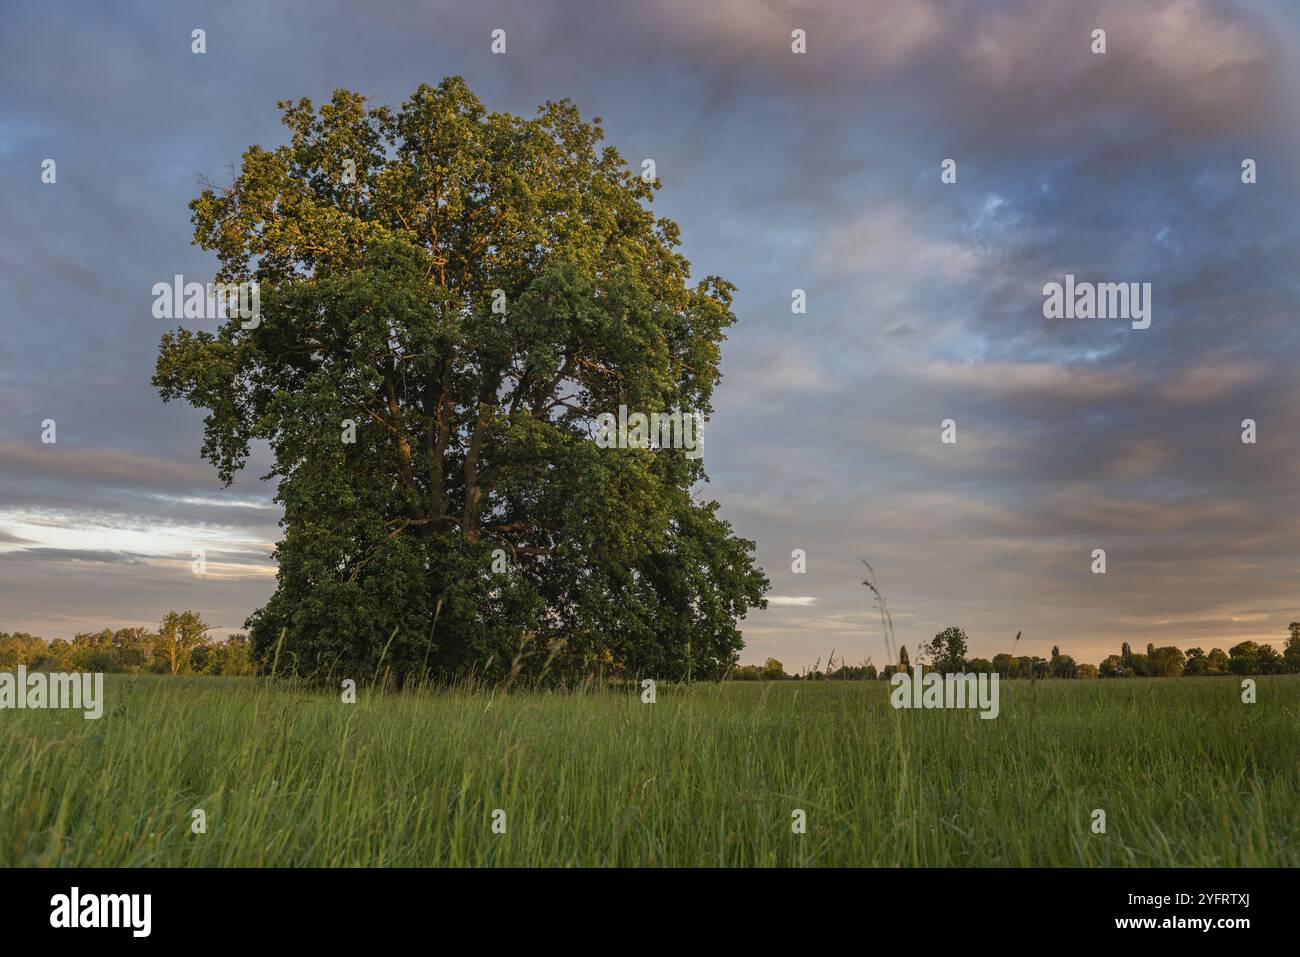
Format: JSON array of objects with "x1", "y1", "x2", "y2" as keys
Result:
[
  {"x1": 0, "y1": 442, "x2": 222, "y2": 490},
  {"x1": 614, "y1": 0, "x2": 1290, "y2": 149},
  {"x1": 911, "y1": 359, "x2": 1141, "y2": 403},
  {"x1": 0, "y1": 547, "x2": 148, "y2": 565},
  {"x1": 1158, "y1": 357, "x2": 1265, "y2": 405}
]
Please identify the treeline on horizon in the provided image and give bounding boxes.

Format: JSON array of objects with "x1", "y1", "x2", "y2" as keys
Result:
[
  {"x1": 732, "y1": 624, "x2": 1300, "y2": 681},
  {"x1": 0, "y1": 610, "x2": 252, "y2": 676},
  {"x1": 6, "y1": 619, "x2": 1300, "y2": 685}
]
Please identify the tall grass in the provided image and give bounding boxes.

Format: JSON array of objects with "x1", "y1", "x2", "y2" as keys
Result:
[{"x1": 1, "y1": 675, "x2": 1296, "y2": 866}]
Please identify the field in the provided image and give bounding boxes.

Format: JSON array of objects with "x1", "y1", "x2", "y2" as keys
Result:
[{"x1": 2, "y1": 675, "x2": 1297, "y2": 867}]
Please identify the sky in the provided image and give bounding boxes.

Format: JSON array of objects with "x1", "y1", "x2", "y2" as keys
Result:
[{"x1": 2, "y1": 0, "x2": 1299, "y2": 670}]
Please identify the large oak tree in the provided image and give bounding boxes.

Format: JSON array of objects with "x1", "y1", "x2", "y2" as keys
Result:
[{"x1": 155, "y1": 78, "x2": 767, "y2": 685}]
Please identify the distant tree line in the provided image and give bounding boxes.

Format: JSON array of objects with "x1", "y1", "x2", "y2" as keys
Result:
[
  {"x1": 0, "y1": 611, "x2": 252, "y2": 676},
  {"x1": 730, "y1": 624, "x2": 1300, "y2": 680},
  {"x1": 9, "y1": 617, "x2": 1298, "y2": 683}
]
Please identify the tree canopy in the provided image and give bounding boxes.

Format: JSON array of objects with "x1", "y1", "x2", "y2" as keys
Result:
[{"x1": 154, "y1": 78, "x2": 768, "y2": 686}]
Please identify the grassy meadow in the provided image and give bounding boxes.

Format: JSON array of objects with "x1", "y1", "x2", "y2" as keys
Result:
[{"x1": 2, "y1": 674, "x2": 1297, "y2": 867}]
